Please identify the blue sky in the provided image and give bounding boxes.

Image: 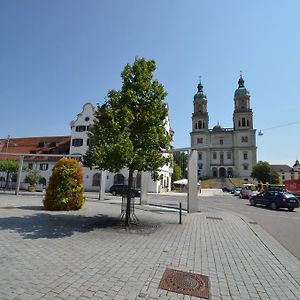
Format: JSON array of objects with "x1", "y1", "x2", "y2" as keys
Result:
[{"x1": 1, "y1": 0, "x2": 300, "y2": 165}]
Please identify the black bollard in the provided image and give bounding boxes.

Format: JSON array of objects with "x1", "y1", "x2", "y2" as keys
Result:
[{"x1": 179, "y1": 202, "x2": 182, "y2": 224}]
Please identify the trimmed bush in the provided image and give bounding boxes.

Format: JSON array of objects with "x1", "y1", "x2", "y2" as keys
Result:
[{"x1": 43, "y1": 158, "x2": 86, "y2": 210}]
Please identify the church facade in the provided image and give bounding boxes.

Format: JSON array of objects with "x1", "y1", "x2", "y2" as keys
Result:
[{"x1": 190, "y1": 75, "x2": 257, "y2": 180}]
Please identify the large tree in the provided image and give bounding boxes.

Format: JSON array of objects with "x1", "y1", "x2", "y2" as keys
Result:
[
  {"x1": 84, "y1": 57, "x2": 171, "y2": 226},
  {"x1": 251, "y1": 161, "x2": 279, "y2": 184}
]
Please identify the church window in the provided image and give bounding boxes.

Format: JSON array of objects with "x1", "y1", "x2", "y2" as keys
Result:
[
  {"x1": 243, "y1": 152, "x2": 248, "y2": 160},
  {"x1": 197, "y1": 138, "x2": 203, "y2": 144},
  {"x1": 195, "y1": 122, "x2": 198, "y2": 129},
  {"x1": 198, "y1": 152, "x2": 202, "y2": 160},
  {"x1": 220, "y1": 139, "x2": 223, "y2": 145},
  {"x1": 247, "y1": 120, "x2": 249, "y2": 126},
  {"x1": 243, "y1": 164, "x2": 249, "y2": 170},
  {"x1": 241, "y1": 136, "x2": 248, "y2": 143},
  {"x1": 238, "y1": 120, "x2": 241, "y2": 127},
  {"x1": 203, "y1": 122, "x2": 205, "y2": 128},
  {"x1": 213, "y1": 152, "x2": 217, "y2": 159},
  {"x1": 198, "y1": 163, "x2": 203, "y2": 169},
  {"x1": 242, "y1": 118, "x2": 246, "y2": 126},
  {"x1": 227, "y1": 152, "x2": 231, "y2": 159}
]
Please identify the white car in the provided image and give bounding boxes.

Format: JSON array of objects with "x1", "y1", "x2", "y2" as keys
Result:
[{"x1": 234, "y1": 187, "x2": 242, "y2": 196}]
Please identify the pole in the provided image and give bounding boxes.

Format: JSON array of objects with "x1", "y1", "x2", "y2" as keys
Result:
[
  {"x1": 15, "y1": 155, "x2": 24, "y2": 195},
  {"x1": 179, "y1": 202, "x2": 182, "y2": 224}
]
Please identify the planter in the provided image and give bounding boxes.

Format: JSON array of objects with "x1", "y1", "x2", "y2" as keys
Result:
[{"x1": 28, "y1": 185, "x2": 36, "y2": 192}]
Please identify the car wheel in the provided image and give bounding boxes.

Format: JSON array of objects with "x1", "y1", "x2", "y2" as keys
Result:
[
  {"x1": 112, "y1": 191, "x2": 116, "y2": 196},
  {"x1": 288, "y1": 207, "x2": 294, "y2": 212},
  {"x1": 271, "y1": 202, "x2": 278, "y2": 210},
  {"x1": 250, "y1": 198, "x2": 256, "y2": 206}
]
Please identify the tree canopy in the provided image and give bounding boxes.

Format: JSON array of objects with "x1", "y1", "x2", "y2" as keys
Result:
[
  {"x1": 251, "y1": 161, "x2": 279, "y2": 184},
  {"x1": 84, "y1": 57, "x2": 171, "y2": 225},
  {"x1": 0, "y1": 160, "x2": 19, "y2": 173}
]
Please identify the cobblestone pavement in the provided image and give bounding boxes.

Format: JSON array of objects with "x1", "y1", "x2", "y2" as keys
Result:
[{"x1": 0, "y1": 193, "x2": 299, "y2": 300}]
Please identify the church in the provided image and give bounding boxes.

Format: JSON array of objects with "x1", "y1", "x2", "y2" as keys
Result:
[{"x1": 190, "y1": 75, "x2": 257, "y2": 180}]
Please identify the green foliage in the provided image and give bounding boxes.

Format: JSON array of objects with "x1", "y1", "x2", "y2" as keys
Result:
[
  {"x1": 171, "y1": 163, "x2": 182, "y2": 183},
  {"x1": 25, "y1": 169, "x2": 41, "y2": 186},
  {"x1": 172, "y1": 152, "x2": 188, "y2": 178},
  {"x1": 43, "y1": 158, "x2": 86, "y2": 211},
  {"x1": 251, "y1": 161, "x2": 280, "y2": 184},
  {"x1": 0, "y1": 160, "x2": 19, "y2": 173},
  {"x1": 83, "y1": 57, "x2": 171, "y2": 225}
]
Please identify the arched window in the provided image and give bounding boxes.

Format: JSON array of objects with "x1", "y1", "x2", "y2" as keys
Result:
[
  {"x1": 92, "y1": 173, "x2": 101, "y2": 186},
  {"x1": 238, "y1": 120, "x2": 241, "y2": 127},
  {"x1": 246, "y1": 120, "x2": 249, "y2": 126},
  {"x1": 135, "y1": 173, "x2": 141, "y2": 189},
  {"x1": 242, "y1": 118, "x2": 246, "y2": 126},
  {"x1": 39, "y1": 177, "x2": 47, "y2": 186},
  {"x1": 114, "y1": 174, "x2": 124, "y2": 185},
  {"x1": 198, "y1": 121, "x2": 202, "y2": 129},
  {"x1": 203, "y1": 122, "x2": 205, "y2": 128},
  {"x1": 195, "y1": 122, "x2": 198, "y2": 129}
]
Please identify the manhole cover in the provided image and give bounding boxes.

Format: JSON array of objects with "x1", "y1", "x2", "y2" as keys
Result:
[
  {"x1": 159, "y1": 268, "x2": 210, "y2": 299},
  {"x1": 206, "y1": 216, "x2": 223, "y2": 221},
  {"x1": 0, "y1": 206, "x2": 16, "y2": 209}
]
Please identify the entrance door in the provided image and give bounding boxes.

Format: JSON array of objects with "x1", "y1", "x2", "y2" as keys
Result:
[{"x1": 219, "y1": 167, "x2": 226, "y2": 178}]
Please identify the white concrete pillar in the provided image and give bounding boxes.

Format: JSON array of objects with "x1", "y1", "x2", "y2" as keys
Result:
[
  {"x1": 99, "y1": 170, "x2": 106, "y2": 201},
  {"x1": 140, "y1": 171, "x2": 148, "y2": 205},
  {"x1": 188, "y1": 150, "x2": 199, "y2": 213},
  {"x1": 15, "y1": 155, "x2": 24, "y2": 196}
]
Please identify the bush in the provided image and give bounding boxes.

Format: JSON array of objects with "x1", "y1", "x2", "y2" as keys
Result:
[
  {"x1": 25, "y1": 169, "x2": 41, "y2": 186},
  {"x1": 43, "y1": 158, "x2": 86, "y2": 211}
]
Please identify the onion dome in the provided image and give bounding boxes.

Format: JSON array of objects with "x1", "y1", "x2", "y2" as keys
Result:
[
  {"x1": 234, "y1": 73, "x2": 250, "y2": 97},
  {"x1": 194, "y1": 80, "x2": 207, "y2": 100},
  {"x1": 212, "y1": 122, "x2": 224, "y2": 131}
]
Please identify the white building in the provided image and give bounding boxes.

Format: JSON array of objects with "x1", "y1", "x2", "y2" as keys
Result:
[
  {"x1": 191, "y1": 75, "x2": 257, "y2": 180},
  {"x1": 69, "y1": 102, "x2": 173, "y2": 192},
  {"x1": 271, "y1": 160, "x2": 300, "y2": 182}
]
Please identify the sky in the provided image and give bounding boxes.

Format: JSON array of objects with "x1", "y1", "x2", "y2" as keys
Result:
[{"x1": 0, "y1": 0, "x2": 300, "y2": 166}]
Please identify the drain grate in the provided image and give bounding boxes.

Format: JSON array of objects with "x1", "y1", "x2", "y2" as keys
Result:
[
  {"x1": 159, "y1": 268, "x2": 210, "y2": 299},
  {"x1": 206, "y1": 216, "x2": 223, "y2": 221},
  {"x1": 0, "y1": 206, "x2": 16, "y2": 209}
]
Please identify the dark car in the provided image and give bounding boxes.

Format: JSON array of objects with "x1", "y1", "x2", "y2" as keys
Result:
[
  {"x1": 222, "y1": 187, "x2": 232, "y2": 192},
  {"x1": 249, "y1": 190, "x2": 299, "y2": 211},
  {"x1": 109, "y1": 184, "x2": 141, "y2": 197}
]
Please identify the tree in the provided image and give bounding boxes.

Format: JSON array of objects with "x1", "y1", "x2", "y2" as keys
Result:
[
  {"x1": 84, "y1": 57, "x2": 171, "y2": 226},
  {"x1": 251, "y1": 161, "x2": 280, "y2": 184},
  {"x1": 0, "y1": 160, "x2": 20, "y2": 189},
  {"x1": 171, "y1": 163, "x2": 182, "y2": 183}
]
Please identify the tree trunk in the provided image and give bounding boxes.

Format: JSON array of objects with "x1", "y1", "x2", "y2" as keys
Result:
[{"x1": 125, "y1": 169, "x2": 134, "y2": 226}]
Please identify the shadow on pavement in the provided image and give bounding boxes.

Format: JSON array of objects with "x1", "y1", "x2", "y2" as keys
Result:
[{"x1": 0, "y1": 213, "x2": 120, "y2": 240}]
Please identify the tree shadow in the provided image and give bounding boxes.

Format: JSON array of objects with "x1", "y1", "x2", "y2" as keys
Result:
[{"x1": 0, "y1": 213, "x2": 120, "y2": 240}]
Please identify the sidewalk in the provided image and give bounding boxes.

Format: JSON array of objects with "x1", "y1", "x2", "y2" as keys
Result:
[{"x1": 0, "y1": 194, "x2": 299, "y2": 300}]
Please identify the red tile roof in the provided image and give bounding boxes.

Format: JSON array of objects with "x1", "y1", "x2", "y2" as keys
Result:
[{"x1": 0, "y1": 136, "x2": 71, "y2": 161}]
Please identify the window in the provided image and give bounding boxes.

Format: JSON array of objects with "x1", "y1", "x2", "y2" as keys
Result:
[
  {"x1": 49, "y1": 141, "x2": 57, "y2": 147},
  {"x1": 220, "y1": 153, "x2": 224, "y2": 160},
  {"x1": 203, "y1": 122, "x2": 205, "y2": 129},
  {"x1": 198, "y1": 121, "x2": 202, "y2": 129},
  {"x1": 242, "y1": 118, "x2": 246, "y2": 126},
  {"x1": 37, "y1": 141, "x2": 45, "y2": 148},
  {"x1": 195, "y1": 122, "x2": 198, "y2": 129},
  {"x1": 85, "y1": 117, "x2": 90, "y2": 122},
  {"x1": 198, "y1": 163, "x2": 203, "y2": 169},
  {"x1": 72, "y1": 139, "x2": 83, "y2": 147},
  {"x1": 87, "y1": 139, "x2": 94, "y2": 147},
  {"x1": 28, "y1": 163, "x2": 33, "y2": 170},
  {"x1": 39, "y1": 178, "x2": 47, "y2": 185},
  {"x1": 92, "y1": 173, "x2": 101, "y2": 186},
  {"x1": 247, "y1": 120, "x2": 249, "y2": 126},
  {"x1": 75, "y1": 125, "x2": 86, "y2": 132},
  {"x1": 227, "y1": 152, "x2": 231, "y2": 159},
  {"x1": 243, "y1": 164, "x2": 248, "y2": 170},
  {"x1": 220, "y1": 139, "x2": 223, "y2": 145},
  {"x1": 39, "y1": 163, "x2": 48, "y2": 171},
  {"x1": 241, "y1": 136, "x2": 248, "y2": 143},
  {"x1": 198, "y1": 152, "x2": 202, "y2": 160},
  {"x1": 213, "y1": 152, "x2": 217, "y2": 159},
  {"x1": 243, "y1": 152, "x2": 248, "y2": 160},
  {"x1": 197, "y1": 137, "x2": 203, "y2": 144}
]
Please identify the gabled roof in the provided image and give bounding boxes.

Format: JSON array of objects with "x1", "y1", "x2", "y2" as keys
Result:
[
  {"x1": 271, "y1": 164, "x2": 293, "y2": 173},
  {"x1": 0, "y1": 136, "x2": 71, "y2": 161}
]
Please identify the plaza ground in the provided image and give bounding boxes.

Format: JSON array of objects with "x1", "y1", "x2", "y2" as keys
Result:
[{"x1": 0, "y1": 191, "x2": 299, "y2": 300}]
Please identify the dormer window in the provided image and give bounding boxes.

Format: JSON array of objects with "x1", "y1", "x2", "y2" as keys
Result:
[
  {"x1": 37, "y1": 142, "x2": 45, "y2": 148},
  {"x1": 75, "y1": 126, "x2": 86, "y2": 132}
]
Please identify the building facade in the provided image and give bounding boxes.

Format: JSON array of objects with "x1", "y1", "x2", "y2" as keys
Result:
[
  {"x1": 190, "y1": 75, "x2": 257, "y2": 180},
  {"x1": 271, "y1": 160, "x2": 300, "y2": 182},
  {"x1": 69, "y1": 103, "x2": 173, "y2": 193}
]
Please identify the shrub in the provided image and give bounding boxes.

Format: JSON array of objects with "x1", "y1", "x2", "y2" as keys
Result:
[
  {"x1": 43, "y1": 158, "x2": 86, "y2": 211},
  {"x1": 25, "y1": 169, "x2": 41, "y2": 186}
]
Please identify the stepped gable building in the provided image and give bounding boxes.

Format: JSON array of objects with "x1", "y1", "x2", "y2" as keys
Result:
[{"x1": 190, "y1": 75, "x2": 257, "y2": 180}]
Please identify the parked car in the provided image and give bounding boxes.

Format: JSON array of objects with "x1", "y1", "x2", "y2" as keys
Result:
[
  {"x1": 109, "y1": 184, "x2": 141, "y2": 197},
  {"x1": 249, "y1": 190, "x2": 299, "y2": 211},
  {"x1": 233, "y1": 187, "x2": 242, "y2": 196},
  {"x1": 222, "y1": 187, "x2": 232, "y2": 192},
  {"x1": 239, "y1": 187, "x2": 253, "y2": 199}
]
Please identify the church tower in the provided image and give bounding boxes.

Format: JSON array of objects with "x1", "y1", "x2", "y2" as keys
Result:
[
  {"x1": 233, "y1": 74, "x2": 253, "y2": 130},
  {"x1": 192, "y1": 81, "x2": 209, "y2": 131}
]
